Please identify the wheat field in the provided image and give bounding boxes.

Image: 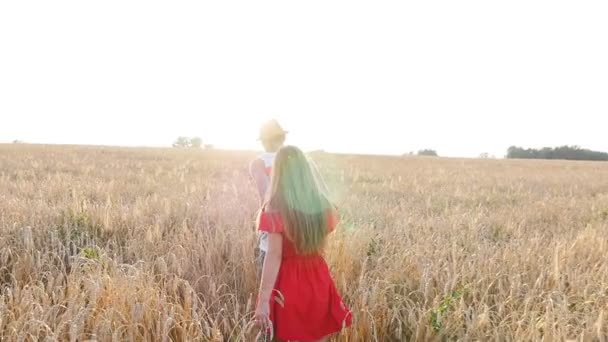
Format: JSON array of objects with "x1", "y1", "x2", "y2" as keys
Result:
[{"x1": 1, "y1": 144, "x2": 607, "y2": 341}]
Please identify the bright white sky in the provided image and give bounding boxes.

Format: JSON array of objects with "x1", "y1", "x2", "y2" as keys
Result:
[{"x1": 1, "y1": 1, "x2": 607, "y2": 157}]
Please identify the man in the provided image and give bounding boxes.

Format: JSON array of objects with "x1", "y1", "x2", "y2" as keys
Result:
[{"x1": 250, "y1": 119, "x2": 287, "y2": 271}]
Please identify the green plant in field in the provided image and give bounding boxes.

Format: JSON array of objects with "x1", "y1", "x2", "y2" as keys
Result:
[
  {"x1": 60, "y1": 208, "x2": 104, "y2": 241},
  {"x1": 600, "y1": 209, "x2": 608, "y2": 221},
  {"x1": 63, "y1": 208, "x2": 88, "y2": 228},
  {"x1": 430, "y1": 286, "x2": 466, "y2": 333},
  {"x1": 81, "y1": 247, "x2": 100, "y2": 261},
  {"x1": 366, "y1": 238, "x2": 379, "y2": 257}
]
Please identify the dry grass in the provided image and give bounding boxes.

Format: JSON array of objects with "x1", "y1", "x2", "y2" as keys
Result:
[{"x1": 1, "y1": 144, "x2": 608, "y2": 341}]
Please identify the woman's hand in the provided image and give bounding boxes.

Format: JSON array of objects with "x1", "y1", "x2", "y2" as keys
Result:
[{"x1": 254, "y1": 300, "x2": 271, "y2": 330}]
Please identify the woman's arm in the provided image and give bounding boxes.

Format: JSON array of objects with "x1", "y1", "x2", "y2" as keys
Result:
[{"x1": 258, "y1": 232, "x2": 283, "y2": 303}]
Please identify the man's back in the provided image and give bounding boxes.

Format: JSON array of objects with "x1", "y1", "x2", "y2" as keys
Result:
[{"x1": 251, "y1": 119, "x2": 286, "y2": 267}]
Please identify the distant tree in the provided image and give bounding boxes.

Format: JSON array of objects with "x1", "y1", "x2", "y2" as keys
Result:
[
  {"x1": 173, "y1": 136, "x2": 191, "y2": 148},
  {"x1": 173, "y1": 136, "x2": 206, "y2": 149},
  {"x1": 418, "y1": 149, "x2": 438, "y2": 157},
  {"x1": 479, "y1": 152, "x2": 490, "y2": 159},
  {"x1": 190, "y1": 137, "x2": 203, "y2": 149},
  {"x1": 204, "y1": 144, "x2": 215, "y2": 149},
  {"x1": 12, "y1": 140, "x2": 23, "y2": 144}
]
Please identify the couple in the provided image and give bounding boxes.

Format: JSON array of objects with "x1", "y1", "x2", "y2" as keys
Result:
[{"x1": 249, "y1": 120, "x2": 352, "y2": 341}]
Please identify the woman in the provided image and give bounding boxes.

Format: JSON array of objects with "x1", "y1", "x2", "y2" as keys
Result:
[{"x1": 255, "y1": 146, "x2": 352, "y2": 341}]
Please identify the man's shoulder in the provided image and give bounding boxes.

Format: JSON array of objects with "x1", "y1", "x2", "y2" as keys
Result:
[{"x1": 258, "y1": 152, "x2": 276, "y2": 166}]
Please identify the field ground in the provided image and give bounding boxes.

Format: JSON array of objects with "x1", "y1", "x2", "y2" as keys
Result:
[{"x1": 1, "y1": 144, "x2": 608, "y2": 341}]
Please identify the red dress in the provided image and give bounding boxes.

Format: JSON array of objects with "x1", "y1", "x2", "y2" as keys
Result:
[{"x1": 257, "y1": 209, "x2": 352, "y2": 341}]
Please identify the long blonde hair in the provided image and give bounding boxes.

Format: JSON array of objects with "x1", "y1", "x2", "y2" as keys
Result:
[{"x1": 266, "y1": 146, "x2": 333, "y2": 254}]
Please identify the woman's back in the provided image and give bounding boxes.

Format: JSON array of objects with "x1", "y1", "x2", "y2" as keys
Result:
[{"x1": 257, "y1": 207, "x2": 338, "y2": 258}]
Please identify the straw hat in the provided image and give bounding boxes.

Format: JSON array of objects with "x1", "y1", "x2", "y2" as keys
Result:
[{"x1": 259, "y1": 119, "x2": 288, "y2": 141}]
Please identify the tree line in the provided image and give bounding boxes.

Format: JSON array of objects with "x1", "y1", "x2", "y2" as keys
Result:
[
  {"x1": 173, "y1": 136, "x2": 203, "y2": 148},
  {"x1": 507, "y1": 146, "x2": 608, "y2": 161},
  {"x1": 169, "y1": 137, "x2": 607, "y2": 162}
]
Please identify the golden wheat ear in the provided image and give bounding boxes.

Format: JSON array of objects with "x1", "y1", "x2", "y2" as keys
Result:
[{"x1": 272, "y1": 289, "x2": 285, "y2": 308}]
